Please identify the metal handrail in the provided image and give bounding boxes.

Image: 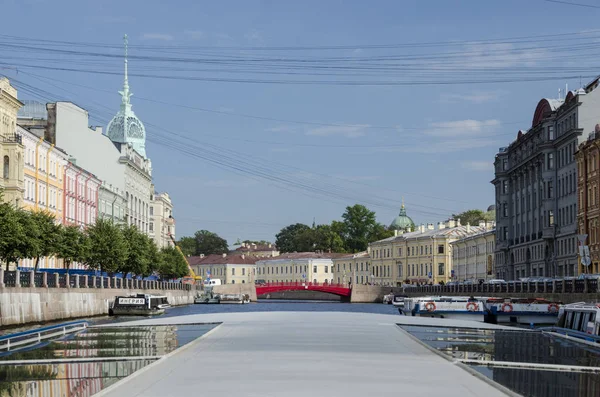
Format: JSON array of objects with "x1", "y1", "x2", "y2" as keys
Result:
[{"x1": 0, "y1": 320, "x2": 88, "y2": 351}]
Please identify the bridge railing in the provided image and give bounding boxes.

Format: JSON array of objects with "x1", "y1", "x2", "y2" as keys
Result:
[
  {"x1": 0, "y1": 269, "x2": 197, "y2": 291},
  {"x1": 258, "y1": 281, "x2": 351, "y2": 289},
  {"x1": 404, "y1": 278, "x2": 600, "y2": 295}
]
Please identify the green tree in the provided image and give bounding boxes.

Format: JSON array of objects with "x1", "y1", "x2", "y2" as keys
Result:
[
  {"x1": 85, "y1": 218, "x2": 128, "y2": 274},
  {"x1": 452, "y1": 209, "x2": 487, "y2": 226},
  {"x1": 369, "y1": 223, "x2": 395, "y2": 242},
  {"x1": 56, "y1": 225, "x2": 88, "y2": 272},
  {"x1": 121, "y1": 224, "x2": 151, "y2": 276},
  {"x1": 158, "y1": 246, "x2": 189, "y2": 279},
  {"x1": 296, "y1": 224, "x2": 346, "y2": 253},
  {"x1": 194, "y1": 230, "x2": 229, "y2": 255},
  {"x1": 275, "y1": 223, "x2": 311, "y2": 253},
  {"x1": 177, "y1": 236, "x2": 196, "y2": 256},
  {"x1": 0, "y1": 202, "x2": 29, "y2": 270},
  {"x1": 146, "y1": 237, "x2": 162, "y2": 277},
  {"x1": 342, "y1": 204, "x2": 378, "y2": 252},
  {"x1": 29, "y1": 210, "x2": 61, "y2": 271}
]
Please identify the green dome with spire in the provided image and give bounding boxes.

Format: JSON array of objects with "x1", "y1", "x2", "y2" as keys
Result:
[{"x1": 390, "y1": 200, "x2": 415, "y2": 232}]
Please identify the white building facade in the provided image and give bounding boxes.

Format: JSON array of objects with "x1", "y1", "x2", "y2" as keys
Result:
[
  {"x1": 255, "y1": 253, "x2": 339, "y2": 284},
  {"x1": 150, "y1": 191, "x2": 175, "y2": 248},
  {"x1": 450, "y1": 225, "x2": 496, "y2": 282}
]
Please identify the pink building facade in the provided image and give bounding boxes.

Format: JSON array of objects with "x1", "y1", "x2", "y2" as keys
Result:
[{"x1": 63, "y1": 160, "x2": 100, "y2": 228}]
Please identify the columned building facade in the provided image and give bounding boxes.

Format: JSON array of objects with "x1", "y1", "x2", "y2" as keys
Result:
[
  {"x1": 150, "y1": 190, "x2": 175, "y2": 248},
  {"x1": 493, "y1": 83, "x2": 600, "y2": 280},
  {"x1": 0, "y1": 78, "x2": 24, "y2": 207},
  {"x1": 63, "y1": 159, "x2": 100, "y2": 228}
]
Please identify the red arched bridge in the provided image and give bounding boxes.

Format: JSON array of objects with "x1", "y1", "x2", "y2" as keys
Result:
[{"x1": 255, "y1": 282, "x2": 352, "y2": 297}]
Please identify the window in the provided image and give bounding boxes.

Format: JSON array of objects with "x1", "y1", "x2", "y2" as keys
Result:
[
  {"x1": 149, "y1": 222, "x2": 154, "y2": 232},
  {"x1": 502, "y1": 158, "x2": 508, "y2": 170},
  {"x1": 149, "y1": 206, "x2": 154, "y2": 215},
  {"x1": 420, "y1": 246, "x2": 423, "y2": 255},
  {"x1": 324, "y1": 266, "x2": 328, "y2": 273},
  {"x1": 438, "y1": 245, "x2": 444, "y2": 254},
  {"x1": 502, "y1": 202, "x2": 508, "y2": 217},
  {"x1": 313, "y1": 265, "x2": 317, "y2": 273},
  {"x1": 398, "y1": 247, "x2": 402, "y2": 256},
  {"x1": 3, "y1": 156, "x2": 8, "y2": 179},
  {"x1": 547, "y1": 181, "x2": 554, "y2": 199},
  {"x1": 398, "y1": 264, "x2": 403, "y2": 278},
  {"x1": 547, "y1": 153, "x2": 554, "y2": 170},
  {"x1": 232, "y1": 268, "x2": 235, "y2": 275},
  {"x1": 242, "y1": 268, "x2": 246, "y2": 276},
  {"x1": 438, "y1": 263, "x2": 445, "y2": 275},
  {"x1": 232, "y1": 280, "x2": 235, "y2": 284},
  {"x1": 502, "y1": 180, "x2": 508, "y2": 194}
]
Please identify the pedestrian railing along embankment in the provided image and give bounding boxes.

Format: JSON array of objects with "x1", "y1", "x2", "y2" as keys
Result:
[
  {"x1": 0, "y1": 320, "x2": 88, "y2": 352},
  {"x1": 407, "y1": 278, "x2": 599, "y2": 295},
  {"x1": 0, "y1": 268, "x2": 196, "y2": 291}
]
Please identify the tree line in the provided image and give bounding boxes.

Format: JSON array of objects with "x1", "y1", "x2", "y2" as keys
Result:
[
  {"x1": 0, "y1": 195, "x2": 189, "y2": 279},
  {"x1": 276, "y1": 204, "x2": 394, "y2": 254}
]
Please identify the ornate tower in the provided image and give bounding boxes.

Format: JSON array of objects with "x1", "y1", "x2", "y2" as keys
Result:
[{"x1": 106, "y1": 34, "x2": 147, "y2": 158}]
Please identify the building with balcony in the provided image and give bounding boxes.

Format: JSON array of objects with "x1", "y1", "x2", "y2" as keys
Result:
[
  {"x1": 491, "y1": 84, "x2": 600, "y2": 280},
  {"x1": 0, "y1": 78, "x2": 24, "y2": 207},
  {"x1": 150, "y1": 190, "x2": 175, "y2": 248},
  {"x1": 450, "y1": 223, "x2": 496, "y2": 282},
  {"x1": 575, "y1": 124, "x2": 600, "y2": 275}
]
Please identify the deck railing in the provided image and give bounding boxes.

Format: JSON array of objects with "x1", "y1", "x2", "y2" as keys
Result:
[
  {"x1": 404, "y1": 278, "x2": 600, "y2": 295},
  {"x1": 0, "y1": 269, "x2": 196, "y2": 291},
  {"x1": 0, "y1": 320, "x2": 88, "y2": 352}
]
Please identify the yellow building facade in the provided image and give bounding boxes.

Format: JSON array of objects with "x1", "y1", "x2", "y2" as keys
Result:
[
  {"x1": 0, "y1": 78, "x2": 24, "y2": 206},
  {"x1": 256, "y1": 253, "x2": 339, "y2": 284},
  {"x1": 331, "y1": 251, "x2": 371, "y2": 285},
  {"x1": 369, "y1": 221, "x2": 490, "y2": 285}
]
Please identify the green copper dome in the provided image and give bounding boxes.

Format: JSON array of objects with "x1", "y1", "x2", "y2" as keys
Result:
[{"x1": 390, "y1": 202, "x2": 415, "y2": 232}]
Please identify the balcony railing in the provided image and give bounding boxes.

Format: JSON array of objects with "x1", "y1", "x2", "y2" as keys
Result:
[{"x1": 2, "y1": 133, "x2": 22, "y2": 144}]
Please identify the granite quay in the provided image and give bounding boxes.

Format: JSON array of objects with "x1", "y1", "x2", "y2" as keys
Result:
[{"x1": 0, "y1": 268, "x2": 198, "y2": 327}]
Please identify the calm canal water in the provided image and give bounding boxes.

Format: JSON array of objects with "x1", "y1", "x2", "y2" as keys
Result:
[{"x1": 91, "y1": 300, "x2": 400, "y2": 326}]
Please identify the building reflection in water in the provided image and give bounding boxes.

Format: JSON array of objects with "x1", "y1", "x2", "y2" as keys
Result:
[
  {"x1": 401, "y1": 325, "x2": 600, "y2": 397},
  {"x1": 0, "y1": 325, "x2": 182, "y2": 397}
]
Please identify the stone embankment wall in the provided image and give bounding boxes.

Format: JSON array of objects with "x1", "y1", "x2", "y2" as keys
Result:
[
  {"x1": 0, "y1": 287, "x2": 196, "y2": 327},
  {"x1": 259, "y1": 290, "x2": 341, "y2": 301}
]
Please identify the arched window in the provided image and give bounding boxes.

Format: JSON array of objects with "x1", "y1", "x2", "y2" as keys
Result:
[{"x1": 3, "y1": 156, "x2": 9, "y2": 179}]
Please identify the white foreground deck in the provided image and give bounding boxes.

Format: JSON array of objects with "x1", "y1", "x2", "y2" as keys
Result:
[{"x1": 95, "y1": 312, "x2": 517, "y2": 397}]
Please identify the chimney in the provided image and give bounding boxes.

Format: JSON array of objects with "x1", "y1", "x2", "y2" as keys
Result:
[
  {"x1": 478, "y1": 221, "x2": 485, "y2": 228},
  {"x1": 447, "y1": 220, "x2": 456, "y2": 228},
  {"x1": 222, "y1": 253, "x2": 227, "y2": 258},
  {"x1": 394, "y1": 229, "x2": 398, "y2": 237},
  {"x1": 419, "y1": 224, "x2": 425, "y2": 233},
  {"x1": 268, "y1": 243, "x2": 272, "y2": 248},
  {"x1": 456, "y1": 218, "x2": 461, "y2": 227},
  {"x1": 200, "y1": 254, "x2": 205, "y2": 258},
  {"x1": 438, "y1": 222, "x2": 446, "y2": 230},
  {"x1": 466, "y1": 223, "x2": 471, "y2": 233},
  {"x1": 241, "y1": 254, "x2": 245, "y2": 259},
  {"x1": 427, "y1": 223, "x2": 434, "y2": 230}
]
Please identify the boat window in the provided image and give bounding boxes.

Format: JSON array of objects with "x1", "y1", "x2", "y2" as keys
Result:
[
  {"x1": 580, "y1": 313, "x2": 590, "y2": 332},
  {"x1": 565, "y1": 311, "x2": 574, "y2": 329},
  {"x1": 573, "y1": 312, "x2": 582, "y2": 331},
  {"x1": 590, "y1": 312, "x2": 596, "y2": 322}
]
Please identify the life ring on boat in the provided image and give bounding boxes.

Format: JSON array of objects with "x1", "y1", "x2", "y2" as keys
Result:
[
  {"x1": 466, "y1": 302, "x2": 479, "y2": 312},
  {"x1": 548, "y1": 303, "x2": 560, "y2": 313},
  {"x1": 424, "y1": 302, "x2": 436, "y2": 312},
  {"x1": 501, "y1": 303, "x2": 513, "y2": 313}
]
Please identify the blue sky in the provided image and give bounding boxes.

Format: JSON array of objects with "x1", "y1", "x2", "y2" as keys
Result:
[{"x1": 2, "y1": 0, "x2": 600, "y2": 245}]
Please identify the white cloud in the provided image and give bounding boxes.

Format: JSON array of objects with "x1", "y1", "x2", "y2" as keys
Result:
[
  {"x1": 461, "y1": 161, "x2": 493, "y2": 172},
  {"x1": 306, "y1": 124, "x2": 369, "y2": 138},
  {"x1": 463, "y1": 43, "x2": 545, "y2": 68},
  {"x1": 266, "y1": 125, "x2": 294, "y2": 133},
  {"x1": 424, "y1": 119, "x2": 500, "y2": 138},
  {"x1": 439, "y1": 91, "x2": 502, "y2": 104},
  {"x1": 141, "y1": 33, "x2": 174, "y2": 41},
  {"x1": 185, "y1": 30, "x2": 204, "y2": 40},
  {"x1": 245, "y1": 30, "x2": 263, "y2": 43}
]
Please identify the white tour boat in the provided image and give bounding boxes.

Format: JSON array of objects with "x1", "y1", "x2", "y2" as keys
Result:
[
  {"x1": 483, "y1": 298, "x2": 561, "y2": 325},
  {"x1": 401, "y1": 296, "x2": 487, "y2": 321},
  {"x1": 545, "y1": 302, "x2": 600, "y2": 343}
]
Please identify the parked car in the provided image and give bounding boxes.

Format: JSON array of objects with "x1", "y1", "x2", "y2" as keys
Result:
[{"x1": 485, "y1": 279, "x2": 507, "y2": 285}]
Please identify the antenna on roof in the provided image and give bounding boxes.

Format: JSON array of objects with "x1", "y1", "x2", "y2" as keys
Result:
[
  {"x1": 580, "y1": 76, "x2": 583, "y2": 88},
  {"x1": 558, "y1": 87, "x2": 562, "y2": 100}
]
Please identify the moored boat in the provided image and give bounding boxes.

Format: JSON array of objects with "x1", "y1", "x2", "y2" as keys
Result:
[
  {"x1": 392, "y1": 294, "x2": 408, "y2": 310},
  {"x1": 383, "y1": 293, "x2": 394, "y2": 304},
  {"x1": 401, "y1": 296, "x2": 487, "y2": 321},
  {"x1": 108, "y1": 294, "x2": 170, "y2": 316},
  {"x1": 483, "y1": 297, "x2": 561, "y2": 325},
  {"x1": 220, "y1": 293, "x2": 251, "y2": 304},
  {"x1": 194, "y1": 289, "x2": 221, "y2": 304},
  {"x1": 541, "y1": 302, "x2": 600, "y2": 343}
]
